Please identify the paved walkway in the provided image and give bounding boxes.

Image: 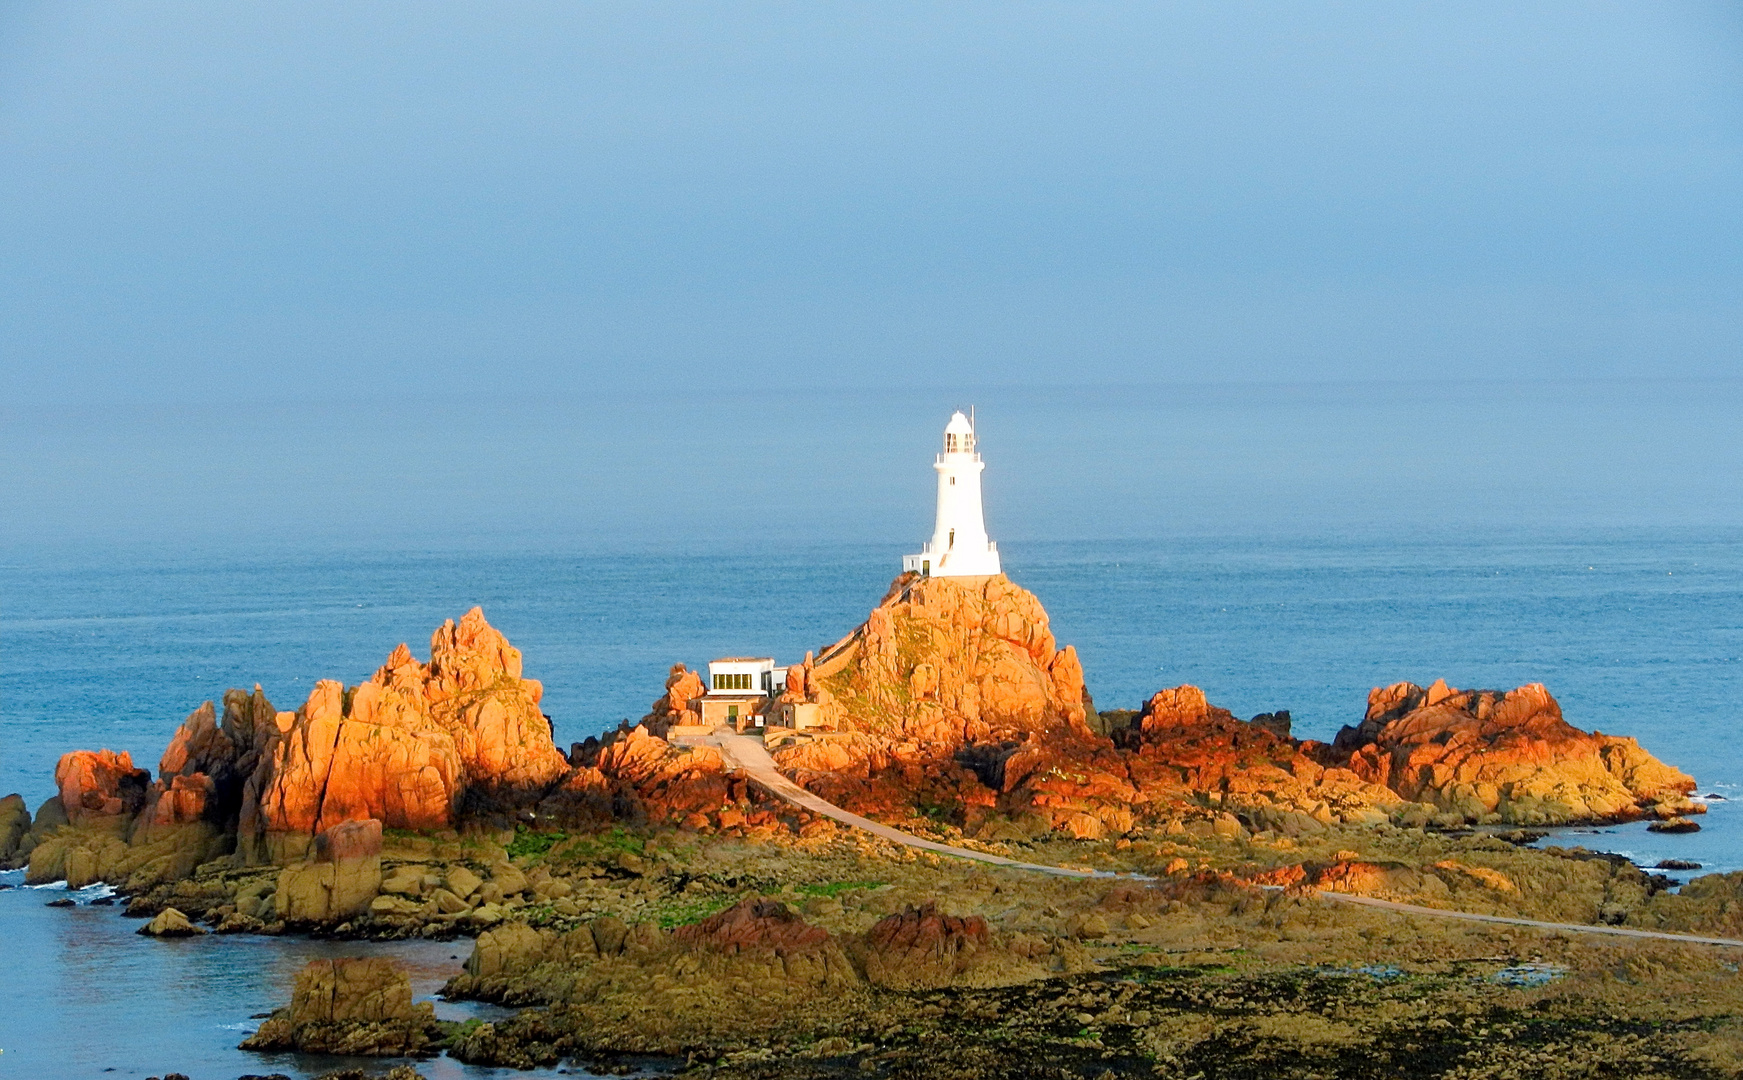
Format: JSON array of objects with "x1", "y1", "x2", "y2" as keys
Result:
[
  {"x1": 707, "y1": 731, "x2": 1133, "y2": 879},
  {"x1": 708, "y1": 730, "x2": 1743, "y2": 948}
]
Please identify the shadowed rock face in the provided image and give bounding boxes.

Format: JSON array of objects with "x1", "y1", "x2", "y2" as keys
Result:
[
  {"x1": 276, "y1": 818, "x2": 384, "y2": 923},
  {"x1": 1329, "y1": 680, "x2": 1700, "y2": 825}
]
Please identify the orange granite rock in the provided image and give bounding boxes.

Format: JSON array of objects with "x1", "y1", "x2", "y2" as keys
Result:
[
  {"x1": 55, "y1": 749, "x2": 150, "y2": 825},
  {"x1": 139, "y1": 691, "x2": 283, "y2": 834},
  {"x1": 250, "y1": 608, "x2": 569, "y2": 851},
  {"x1": 802, "y1": 573, "x2": 1091, "y2": 746},
  {"x1": 545, "y1": 725, "x2": 769, "y2": 831},
  {"x1": 640, "y1": 664, "x2": 707, "y2": 736},
  {"x1": 1330, "y1": 680, "x2": 1699, "y2": 825}
]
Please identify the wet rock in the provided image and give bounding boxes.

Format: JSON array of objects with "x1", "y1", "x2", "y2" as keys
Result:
[
  {"x1": 0, "y1": 793, "x2": 30, "y2": 861},
  {"x1": 241, "y1": 957, "x2": 441, "y2": 1056},
  {"x1": 140, "y1": 907, "x2": 206, "y2": 937},
  {"x1": 1657, "y1": 859, "x2": 1702, "y2": 870},
  {"x1": 1648, "y1": 817, "x2": 1701, "y2": 834}
]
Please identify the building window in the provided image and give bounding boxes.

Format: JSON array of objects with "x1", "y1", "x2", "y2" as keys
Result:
[{"x1": 713, "y1": 672, "x2": 754, "y2": 691}]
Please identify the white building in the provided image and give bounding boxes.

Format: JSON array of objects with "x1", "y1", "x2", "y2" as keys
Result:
[
  {"x1": 902, "y1": 410, "x2": 1002, "y2": 578},
  {"x1": 699, "y1": 657, "x2": 786, "y2": 731},
  {"x1": 707, "y1": 657, "x2": 785, "y2": 696}
]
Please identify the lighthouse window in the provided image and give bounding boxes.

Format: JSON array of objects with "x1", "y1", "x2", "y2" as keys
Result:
[
  {"x1": 949, "y1": 477, "x2": 954, "y2": 485},
  {"x1": 945, "y1": 433, "x2": 958, "y2": 453}
]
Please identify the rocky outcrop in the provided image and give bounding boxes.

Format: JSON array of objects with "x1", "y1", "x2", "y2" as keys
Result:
[
  {"x1": 1330, "y1": 680, "x2": 1699, "y2": 826},
  {"x1": 552, "y1": 727, "x2": 736, "y2": 826},
  {"x1": 671, "y1": 897, "x2": 858, "y2": 986},
  {"x1": 1111, "y1": 685, "x2": 1403, "y2": 831},
  {"x1": 855, "y1": 902, "x2": 1010, "y2": 989},
  {"x1": 144, "y1": 690, "x2": 284, "y2": 837},
  {"x1": 446, "y1": 897, "x2": 1044, "y2": 1023},
  {"x1": 252, "y1": 608, "x2": 569, "y2": 860},
  {"x1": 241, "y1": 957, "x2": 442, "y2": 1056},
  {"x1": 799, "y1": 573, "x2": 1091, "y2": 745},
  {"x1": 20, "y1": 609, "x2": 583, "y2": 900},
  {"x1": 639, "y1": 664, "x2": 707, "y2": 736},
  {"x1": 0, "y1": 794, "x2": 30, "y2": 861},
  {"x1": 276, "y1": 818, "x2": 383, "y2": 923},
  {"x1": 56, "y1": 749, "x2": 151, "y2": 826},
  {"x1": 139, "y1": 907, "x2": 206, "y2": 937}
]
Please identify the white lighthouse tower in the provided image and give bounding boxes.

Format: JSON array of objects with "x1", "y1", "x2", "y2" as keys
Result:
[{"x1": 902, "y1": 411, "x2": 1002, "y2": 578}]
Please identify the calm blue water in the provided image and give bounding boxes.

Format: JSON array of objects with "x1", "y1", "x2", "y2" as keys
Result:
[
  {"x1": 2, "y1": 529, "x2": 1741, "y2": 1076},
  {"x1": 0, "y1": 869, "x2": 567, "y2": 1080}
]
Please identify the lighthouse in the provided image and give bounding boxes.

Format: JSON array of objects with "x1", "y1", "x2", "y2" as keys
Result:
[{"x1": 902, "y1": 411, "x2": 1002, "y2": 578}]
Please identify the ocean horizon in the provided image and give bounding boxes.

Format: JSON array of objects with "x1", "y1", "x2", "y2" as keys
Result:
[{"x1": 5, "y1": 525, "x2": 1738, "y2": 860}]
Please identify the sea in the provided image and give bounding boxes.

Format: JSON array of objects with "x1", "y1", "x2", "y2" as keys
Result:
[{"x1": 3, "y1": 528, "x2": 1741, "y2": 1079}]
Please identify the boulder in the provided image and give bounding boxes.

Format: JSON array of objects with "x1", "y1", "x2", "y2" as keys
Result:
[
  {"x1": 489, "y1": 861, "x2": 528, "y2": 896},
  {"x1": 276, "y1": 819, "x2": 382, "y2": 923},
  {"x1": 139, "y1": 907, "x2": 206, "y2": 937},
  {"x1": 0, "y1": 793, "x2": 30, "y2": 861},
  {"x1": 444, "y1": 865, "x2": 483, "y2": 899},
  {"x1": 241, "y1": 957, "x2": 442, "y2": 1056},
  {"x1": 855, "y1": 902, "x2": 1009, "y2": 989},
  {"x1": 1649, "y1": 817, "x2": 1701, "y2": 834},
  {"x1": 55, "y1": 749, "x2": 150, "y2": 825},
  {"x1": 463, "y1": 921, "x2": 552, "y2": 981},
  {"x1": 639, "y1": 663, "x2": 708, "y2": 735}
]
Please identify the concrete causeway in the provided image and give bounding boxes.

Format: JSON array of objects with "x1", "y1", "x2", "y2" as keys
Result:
[{"x1": 708, "y1": 729, "x2": 1743, "y2": 949}]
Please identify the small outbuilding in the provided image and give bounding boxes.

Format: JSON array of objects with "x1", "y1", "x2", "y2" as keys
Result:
[{"x1": 700, "y1": 657, "x2": 786, "y2": 731}]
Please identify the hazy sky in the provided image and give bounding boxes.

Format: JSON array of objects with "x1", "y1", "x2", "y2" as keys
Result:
[
  {"x1": 1, "y1": 4, "x2": 1740, "y2": 547},
  {"x1": 3, "y1": 2, "x2": 1740, "y2": 404}
]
